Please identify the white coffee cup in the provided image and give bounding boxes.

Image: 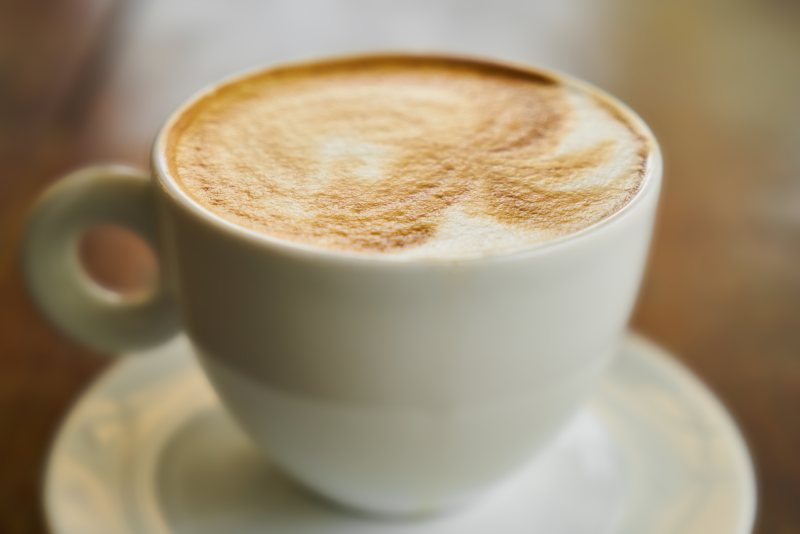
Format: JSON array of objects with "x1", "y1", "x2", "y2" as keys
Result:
[{"x1": 24, "y1": 54, "x2": 661, "y2": 516}]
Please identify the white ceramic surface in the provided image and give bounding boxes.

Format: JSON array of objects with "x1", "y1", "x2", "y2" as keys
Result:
[
  {"x1": 45, "y1": 333, "x2": 756, "y2": 534},
  {"x1": 24, "y1": 54, "x2": 662, "y2": 515}
]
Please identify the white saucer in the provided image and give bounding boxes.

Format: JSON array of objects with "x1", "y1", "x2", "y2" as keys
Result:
[{"x1": 45, "y1": 333, "x2": 756, "y2": 534}]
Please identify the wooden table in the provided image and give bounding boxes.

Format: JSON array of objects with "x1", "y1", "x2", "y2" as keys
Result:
[{"x1": 1, "y1": 1, "x2": 797, "y2": 532}]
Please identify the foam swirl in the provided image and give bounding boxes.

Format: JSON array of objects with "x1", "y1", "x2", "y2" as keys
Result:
[{"x1": 168, "y1": 55, "x2": 651, "y2": 257}]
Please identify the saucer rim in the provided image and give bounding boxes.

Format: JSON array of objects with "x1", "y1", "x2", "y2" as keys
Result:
[{"x1": 623, "y1": 334, "x2": 757, "y2": 533}]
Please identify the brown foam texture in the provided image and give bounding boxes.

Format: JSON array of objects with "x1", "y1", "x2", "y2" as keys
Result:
[{"x1": 168, "y1": 55, "x2": 651, "y2": 256}]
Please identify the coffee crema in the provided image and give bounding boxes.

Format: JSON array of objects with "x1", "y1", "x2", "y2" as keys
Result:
[{"x1": 167, "y1": 55, "x2": 652, "y2": 258}]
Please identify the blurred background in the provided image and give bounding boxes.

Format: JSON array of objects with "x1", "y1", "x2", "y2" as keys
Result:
[{"x1": 0, "y1": 0, "x2": 798, "y2": 532}]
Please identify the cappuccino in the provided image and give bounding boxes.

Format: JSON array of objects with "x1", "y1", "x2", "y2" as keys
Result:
[{"x1": 168, "y1": 55, "x2": 651, "y2": 258}]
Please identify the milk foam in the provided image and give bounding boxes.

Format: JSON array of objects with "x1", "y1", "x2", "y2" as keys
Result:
[{"x1": 168, "y1": 56, "x2": 651, "y2": 258}]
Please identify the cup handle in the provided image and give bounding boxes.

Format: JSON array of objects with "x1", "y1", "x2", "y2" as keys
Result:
[{"x1": 23, "y1": 165, "x2": 179, "y2": 353}]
